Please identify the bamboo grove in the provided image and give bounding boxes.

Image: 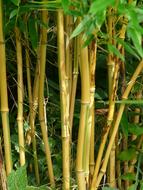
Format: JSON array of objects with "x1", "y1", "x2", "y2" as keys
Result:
[{"x1": 1, "y1": 0, "x2": 143, "y2": 190}]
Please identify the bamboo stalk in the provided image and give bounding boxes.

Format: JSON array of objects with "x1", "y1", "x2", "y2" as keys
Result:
[
  {"x1": 69, "y1": 36, "x2": 79, "y2": 138},
  {"x1": 89, "y1": 40, "x2": 97, "y2": 184},
  {"x1": 0, "y1": 0, "x2": 12, "y2": 175},
  {"x1": 65, "y1": 15, "x2": 73, "y2": 100},
  {"x1": 123, "y1": 135, "x2": 129, "y2": 189},
  {"x1": 25, "y1": 35, "x2": 40, "y2": 184},
  {"x1": 76, "y1": 36, "x2": 90, "y2": 190},
  {"x1": 115, "y1": 132, "x2": 122, "y2": 189},
  {"x1": 107, "y1": 7, "x2": 116, "y2": 187},
  {"x1": 91, "y1": 61, "x2": 119, "y2": 189},
  {"x1": 0, "y1": 139, "x2": 8, "y2": 190},
  {"x1": 94, "y1": 59, "x2": 143, "y2": 190},
  {"x1": 57, "y1": 10, "x2": 70, "y2": 190},
  {"x1": 128, "y1": 89, "x2": 142, "y2": 173},
  {"x1": 15, "y1": 27, "x2": 25, "y2": 166},
  {"x1": 38, "y1": 8, "x2": 55, "y2": 186}
]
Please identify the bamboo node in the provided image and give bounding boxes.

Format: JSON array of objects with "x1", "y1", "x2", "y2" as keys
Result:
[
  {"x1": 39, "y1": 119, "x2": 46, "y2": 123},
  {"x1": 81, "y1": 100, "x2": 90, "y2": 105},
  {"x1": 90, "y1": 87, "x2": 95, "y2": 93},
  {"x1": 73, "y1": 71, "x2": 79, "y2": 75},
  {"x1": 121, "y1": 96, "x2": 127, "y2": 100},
  {"x1": 100, "y1": 169, "x2": 105, "y2": 174},
  {"x1": 17, "y1": 117, "x2": 24, "y2": 121},
  {"x1": 107, "y1": 61, "x2": 115, "y2": 66},
  {"x1": 0, "y1": 108, "x2": 9, "y2": 112},
  {"x1": 0, "y1": 41, "x2": 5, "y2": 44}
]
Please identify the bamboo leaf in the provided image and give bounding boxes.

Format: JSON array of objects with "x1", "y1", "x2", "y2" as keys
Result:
[
  {"x1": 117, "y1": 38, "x2": 140, "y2": 60},
  {"x1": 127, "y1": 27, "x2": 143, "y2": 58},
  {"x1": 10, "y1": 0, "x2": 20, "y2": 6},
  {"x1": 128, "y1": 124, "x2": 143, "y2": 136},
  {"x1": 127, "y1": 184, "x2": 136, "y2": 190},
  {"x1": 62, "y1": 0, "x2": 70, "y2": 13},
  {"x1": 108, "y1": 44, "x2": 125, "y2": 61},
  {"x1": 7, "y1": 166, "x2": 27, "y2": 190},
  {"x1": 120, "y1": 112, "x2": 129, "y2": 137},
  {"x1": 121, "y1": 173, "x2": 136, "y2": 181},
  {"x1": 70, "y1": 15, "x2": 90, "y2": 38},
  {"x1": 9, "y1": 9, "x2": 18, "y2": 19},
  {"x1": 89, "y1": 0, "x2": 115, "y2": 14},
  {"x1": 118, "y1": 148, "x2": 136, "y2": 161},
  {"x1": 28, "y1": 18, "x2": 38, "y2": 50},
  {"x1": 102, "y1": 187, "x2": 118, "y2": 190}
]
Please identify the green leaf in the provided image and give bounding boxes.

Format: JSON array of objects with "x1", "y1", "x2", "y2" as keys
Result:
[
  {"x1": 108, "y1": 44, "x2": 125, "y2": 61},
  {"x1": 121, "y1": 173, "x2": 136, "y2": 181},
  {"x1": 116, "y1": 38, "x2": 140, "y2": 60},
  {"x1": 102, "y1": 187, "x2": 118, "y2": 190},
  {"x1": 128, "y1": 124, "x2": 143, "y2": 136},
  {"x1": 62, "y1": 0, "x2": 70, "y2": 14},
  {"x1": 120, "y1": 112, "x2": 129, "y2": 137},
  {"x1": 28, "y1": 18, "x2": 38, "y2": 50},
  {"x1": 70, "y1": 15, "x2": 91, "y2": 38},
  {"x1": 9, "y1": 9, "x2": 18, "y2": 19},
  {"x1": 26, "y1": 185, "x2": 48, "y2": 190},
  {"x1": 127, "y1": 184, "x2": 136, "y2": 190},
  {"x1": 118, "y1": 148, "x2": 136, "y2": 161},
  {"x1": 89, "y1": 0, "x2": 115, "y2": 14},
  {"x1": 7, "y1": 165, "x2": 27, "y2": 190},
  {"x1": 127, "y1": 27, "x2": 143, "y2": 58},
  {"x1": 11, "y1": 0, "x2": 20, "y2": 6}
]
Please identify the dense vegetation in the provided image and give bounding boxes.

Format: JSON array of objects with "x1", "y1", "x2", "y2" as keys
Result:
[{"x1": 1, "y1": 0, "x2": 143, "y2": 189}]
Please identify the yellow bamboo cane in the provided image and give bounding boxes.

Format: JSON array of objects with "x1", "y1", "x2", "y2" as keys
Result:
[
  {"x1": 94, "y1": 59, "x2": 143, "y2": 190},
  {"x1": 76, "y1": 35, "x2": 90, "y2": 190},
  {"x1": 15, "y1": 27, "x2": 25, "y2": 166},
  {"x1": 0, "y1": 0, "x2": 12, "y2": 175},
  {"x1": 25, "y1": 36, "x2": 40, "y2": 184},
  {"x1": 38, "y1": 8, "x2": 55, "y2": 186},
  {"x1": 89, "y1": 40, "x2": 97, "y2": 184},
  {"x1": 57, "y1": 10, "x2": 70, "y2": 190}
]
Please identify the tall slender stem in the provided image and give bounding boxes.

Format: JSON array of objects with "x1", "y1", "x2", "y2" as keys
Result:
[
  {"x1": 57, "y1": 10, "x2": 70, "y2": 190},
  {"x1": 38, "y1": 7, "x2": 55, "y2": 186},
  {"x1": 76, "y1": 36, "x2": 90, "y2": 190},
  {"x1": 94, "y1": 60, "x2": 143, "y2": 189},
  {"x1": 0, "y1": 0, "x2": 12, "y2": 175},
  {"x1": 15, "y1": 27, "x2": 25, "y2": 166}
]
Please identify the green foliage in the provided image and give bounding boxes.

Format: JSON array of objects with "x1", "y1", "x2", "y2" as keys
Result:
[
  {"x1": 121, "y1": 173, "x2": 136, "y2": 181},
  {"x1": 127, "y1": 184, "x2": 136, "y2": 190},
  {"x1": 7, "y1": 165, "x2": 27, "y2": 190},
  {"x1": 3, "y1": 0, "x2": 143, "y2": 189},
  {"x1": 10, "y1": 0, "x2": 20, "y2": 6},
  {"x1": 89, "y1": 0, "x2": 115, "y2": 14},
  {"x1": 102, "y1": 187, "x2": 118, "y2": 190},
  {"x1": 28, "y1": 17, "x2": 38, "y2": 51},
  {"x1": 118, "y1": 148, "x2": 136, "y2": 161},
  {"x1": 7, "y1": 166, "x2": 51, "y2": 190}
]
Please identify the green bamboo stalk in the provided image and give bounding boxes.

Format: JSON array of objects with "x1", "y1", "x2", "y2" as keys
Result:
[
  {"x1": 57, "y1": 10, "x2": 70, "y2": 190},
  {"x1": 94, "y1": 59, "x2": 143, "y2": 190},
  {"x1": 76, "y1": 36, "x2": 90, "y2": 190},
  {"x1": 38, "y1": 8, "x2": 55, "y2": 186},
  {"x1": 15, "y1": 27, "x2": 25, "y2": 166},
  {"x1": 0, "y1": 0, "x2": 12, "y2": 175}
]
